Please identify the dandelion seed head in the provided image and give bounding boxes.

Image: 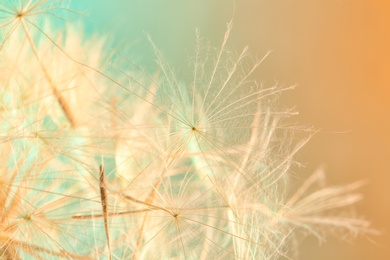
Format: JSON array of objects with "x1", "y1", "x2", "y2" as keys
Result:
[{"x1": 0, "y1": 1, "x2": 374, "y2": 258}]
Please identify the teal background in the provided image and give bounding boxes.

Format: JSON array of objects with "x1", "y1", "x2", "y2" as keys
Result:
[{"x1": 70, "y1": 0, "x2": 234, "y2": 71}]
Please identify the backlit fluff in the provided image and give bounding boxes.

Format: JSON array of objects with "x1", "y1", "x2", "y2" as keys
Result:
[{"x1": 0, "y1": 1, "x2": 373, "y2": 259}]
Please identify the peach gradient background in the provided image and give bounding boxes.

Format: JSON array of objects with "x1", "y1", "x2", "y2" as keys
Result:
[
  {"x1": 231, "y1": 1, "x2": 390, "y2": 259},
  {"x1": 74, "y1": 0, "x2": 389, "y2": 259}
]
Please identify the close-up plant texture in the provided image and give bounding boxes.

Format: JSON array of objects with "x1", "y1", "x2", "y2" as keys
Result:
[{"x1": 0, "y1": 0, "x2": 381, "y2": 259}]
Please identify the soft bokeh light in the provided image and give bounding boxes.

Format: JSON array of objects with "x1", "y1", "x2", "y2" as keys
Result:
[
  {"x1": 26, "y1": 0, "x2": 390, "y2": 258},
  {"x1": 71, "y1": 1, "x2": 389, "y2": 259}
]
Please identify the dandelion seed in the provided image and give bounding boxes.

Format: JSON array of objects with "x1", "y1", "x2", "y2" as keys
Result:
[
  {"x1": 0, "y1": 1, "x2": 374, "y2": 259},
  {"x1": 99, "y1": 164, "x2": 112, "y2": 260}
]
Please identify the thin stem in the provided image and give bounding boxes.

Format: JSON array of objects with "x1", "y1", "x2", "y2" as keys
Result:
[
  {"x1": 20, "y1": 18, "x2": 76, "y2": 127},
  {"x1": 99, "y1": 165, "x2": 112, "y2": 260}
]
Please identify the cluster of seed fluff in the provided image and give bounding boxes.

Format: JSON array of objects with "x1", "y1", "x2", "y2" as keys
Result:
[{"x1": 0, "y1": 1, "x2": 372, "y2": 259}]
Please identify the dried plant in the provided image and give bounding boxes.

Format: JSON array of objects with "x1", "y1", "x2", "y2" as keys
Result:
[{"x1": 0, "y1": 0, "x2": 374, "y2": 259}]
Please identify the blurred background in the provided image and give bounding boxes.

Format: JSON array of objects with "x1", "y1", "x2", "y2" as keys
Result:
[{"x1": 71, "y1": 0, "x2": 389, "y2": 259}]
